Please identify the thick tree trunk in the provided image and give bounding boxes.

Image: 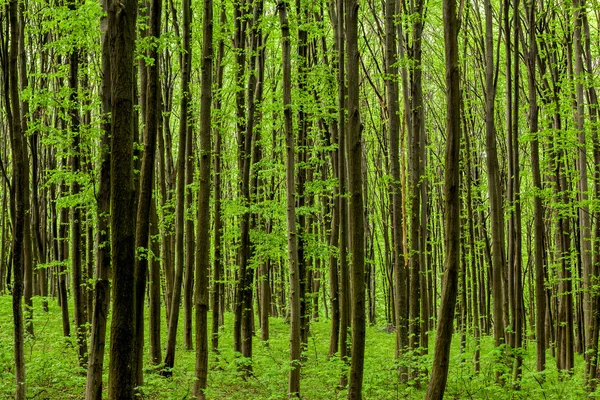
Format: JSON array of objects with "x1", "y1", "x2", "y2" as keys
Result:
[
  {"x1": 8, "y1": 0, "x2": 27, "y2": 396},
  {"x1": 107, "y1": 0, "x2": 138, "y2": 394}
]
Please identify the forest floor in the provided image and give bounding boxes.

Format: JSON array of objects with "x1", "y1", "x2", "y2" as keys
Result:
[{"x1": 0, "y1": 296, "x2": 592, "y2": 399}]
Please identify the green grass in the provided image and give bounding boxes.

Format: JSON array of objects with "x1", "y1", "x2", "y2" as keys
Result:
[{"x1": 0, "y1": 296, "x2": 593, "y2": 399}]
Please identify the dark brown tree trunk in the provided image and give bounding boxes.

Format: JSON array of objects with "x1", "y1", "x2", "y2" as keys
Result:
[
  {"x1": 407, "y1": 0, "x2": 425, "y2": 363},
  {"x1": 183, "y1": 118, "x2": 195, "y2": 351},
  {"x1": 335, "y1": 0, "x2": 351, "y2": 386},
  {"x1": 387, "y1": 0, "x2": 408, "y2": 381},
  {"x1": 572, "y1": 0, "x2": 593, "y2": 371},
  {"x1": 424, "y1": 0, "x2": 460, "y2": 393},
  {"x1": 107, "y1": 0, "x2": 138, "y2": 394},
  {"x1": 17, "y1": 4, "x2": 33, "y2": 339},
  {"x1": 484, "y1": 0, "x2": 506, "y2": 366},
  {"x1": 133, "y1": 0, "x2": 162, "y2": 384},
  {"x1": 523, "y1": 0, "x2": 545, "y2": 374},
  {"x1": 193, "y1": 0, "x2": 213, "y2": 394},
  {"x1": 163, "y1": 0, "x2": 191, "y2": 373},
  {"x1": 510, "y1": 0, "x2": 523, "y2": 380},
  {"x1": 149, "y1": 201, "x2": 162, "y2": 364},
  {"x1": 69, "y1": 34, "x2": 87, "y2": 367},
  {"x1": 211, "y1": 5, "x2": 226, "y2": 353},
  {"x1": 58, "y1": 181, "x2": 71, "y2": 338},
  {"x1": 279, "y1": 0, "x2": 301, "y2": 396},
  {"x1": 232, "y1": 0, "x2": 247, "y2": 355},
  {"x1": 346, "y1": 0, "x2": 365, "y2": 394},
  {"x1": 85, "y1": 1, "x2": 112, "y2": 396},
  {"x1": 8, "y1": 0, "x2": 27, "y2": 395}
]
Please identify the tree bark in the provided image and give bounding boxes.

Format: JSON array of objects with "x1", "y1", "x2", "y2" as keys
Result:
[
  {"x1": 133, "y1": 0, "x2": 162, "y2": 383},
  {"x1": 107, "y1": 0, "x2": 138, "y2": 394},
  {"x1": 424, "y1": 0, "x2": 460, "y2": 393},
  {"x1": 8, "y1": 0, "x2": 27, "y2": 395},
  {"x1": 85, "y1": 1, "x2": 112, "y2": 395},
  {"x1": 192, "y1": 0, "x2": 213, "y2": 394},
  {"x1": 346, "y1": 0, "x2": 365, "y2": 394},
  {"x1": 163, "y1": 0, "x2": 191, "y2": 373},
  {"x1": 279, "y1": 1, "x2": 301, "y2": 396}
]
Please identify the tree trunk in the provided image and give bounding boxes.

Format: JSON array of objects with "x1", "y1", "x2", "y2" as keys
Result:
[
  {"x1": 133, "y1": 0, "x2": 162, "y2": 383},
  {"x1": 424, "y1": 0, "x2": 460, "y2": 393},
  {"x1": 346, "y1": 0, "x2": 366, "y2": 394},
  {"x1": 107, "y1": 0, "x2": 138, "y2": 394},
  {"x1": 85, "y1": 1, "x2": 112, "y2": 395},
  {"x1": 279, "y1": 0, "x2": 301, "y2": 396},
  {"x1": 69, "y1": 34, "x2": 87, "y2": 367},
  {"x1": 192, "y1": 0, "x2": 213, "y2": 394},
  {"x1": 163, "y1": 0, "x2": 191, "y2": 373},
  {"x1": 8, "y1": 0, "x2": 27, "y2": 395},
  {"x1": 484, "y1": 0, "x2": 506, "y2": 366},
  {"x1": 211, "y1": 5, "x2": 226, "y2": 353}
]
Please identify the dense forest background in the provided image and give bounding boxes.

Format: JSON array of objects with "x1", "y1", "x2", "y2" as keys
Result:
[{"x1": 0, "y1": 0, "x2": 599, "y2": 397}]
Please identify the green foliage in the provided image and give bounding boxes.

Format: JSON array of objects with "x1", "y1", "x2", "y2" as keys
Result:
[{"x1": 0, "y1": 296, "x2": 592, "y2": 399}]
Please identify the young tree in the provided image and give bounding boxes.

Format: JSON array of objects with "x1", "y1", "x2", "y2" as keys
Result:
[
  {"x1": 424, "y1": 0, "x2": 460, "y2": 392},
  {"x1": 192, "y1": 0, "x2": 213, "y2": 393},
  {"x1": 279, "y1": 0, "x2": 301, "y2": 395},
  {"x1": 484, "y1": 0, "x2": 506, "y2": 362},
  {"x1": 164, "y1": 0, "x2": 191, "y2": 373},
  {"x1": 133, "y1": 0, "x2": 162, "y2": 384},
  {"x1": 346, "y1": 0, "x2": 366, "y2": 395},
  {"x1": 85, "y1": 0, "x2": 112, "y2": 396}
]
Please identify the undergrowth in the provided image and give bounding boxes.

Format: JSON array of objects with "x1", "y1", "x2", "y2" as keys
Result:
[{"x1": 0, "y1": 296, "x2": 591, "y2": 399}]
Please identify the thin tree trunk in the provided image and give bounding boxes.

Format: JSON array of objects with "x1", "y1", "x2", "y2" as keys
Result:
[
  {"x1": 192, "y1": 0, "x2": 213, "y2": 393},
  {"x1": 163, "y1": 0, "x2": 191, "y2": 373},
  {"x1": 133, "y1": 0, "x2": 162, "y2": 383},
  {"x1": 69, "y1": 33, "x2": 87, "y2": 367},
  {"x1": 85, "y1": 2, "x2": 112, "y2": 395},
  {"x1": 424, "y1": 0, "x2": 460, "y2": 392},
  {"x1": 279, "y1": 1, "x2": 301, "y2": 396},
  {"x1": 149, "y1": 200, "x2": 162, "y2": 364},
  {"x1": 211, "y1": 5, "x2": 226, "y2": 354},
  {"x1": 484, "y1": 0, "x2": 506, "y2": 367}
]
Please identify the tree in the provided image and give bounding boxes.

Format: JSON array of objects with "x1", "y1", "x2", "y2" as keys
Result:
[
  {"x1": 7, "y1": 0, "x2": 27, "y2": 396},
  {"x1": 163, "y1": 0, "x2": 191, "y2": 373},
  {"x1": 133, "y1": 0, "x2": 162, "y2": 384},
  {"x1": 346, "y1": 0, "x2": 366, "y2": 395},
  {"x1": 424, "y1": 0, "x2": 460, "y2": 392},
  {"x1": 192, "y1": 0, "x2": 213, "y2": 393},
  {"x1": 85, "y1": 0, "x2": 112, "y2": 396},
  {"x1": 107, "y1": 0, "x2": 138, "y2": 395},
  {"x1": 279, "y1": 0, "x2": 301, "y2": 395}
]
